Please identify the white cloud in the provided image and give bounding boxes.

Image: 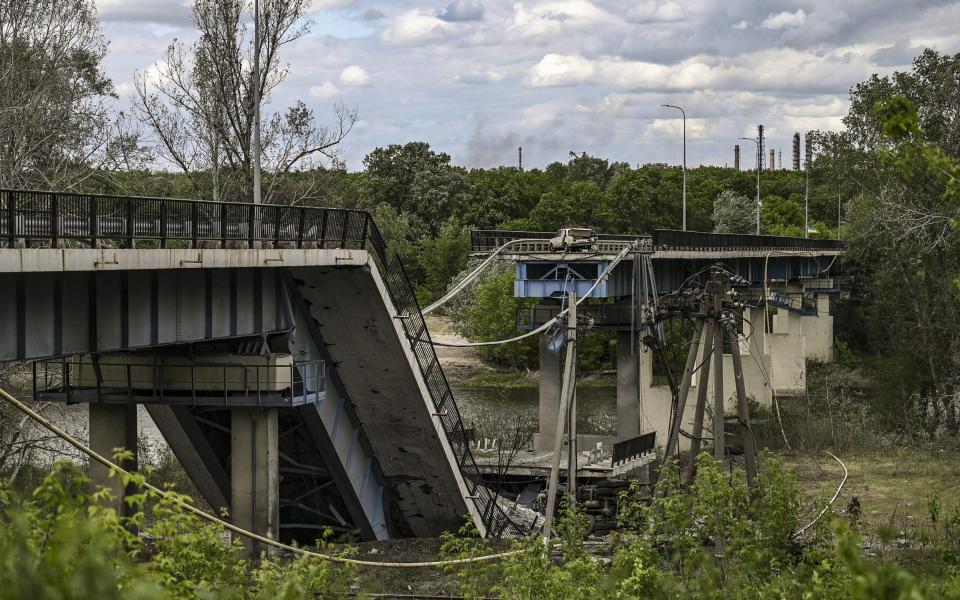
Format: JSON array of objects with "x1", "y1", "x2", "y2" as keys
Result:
[
  {"x1": 761, "y1": 9, "x2": 807, "y2": 30},
  {"x1": 627, "y1": 1, "x2": 685, "y2": 23},
  {"x1": 382, "y1": 10, "x2": 458, "y2": 45},
  {"x1": 438, "y1": 0, "x2": 485, "y2": 22},
  {"x1": 644, "y1": 118, "x2": 710, "y2": 140},
  {"x1": 509, "y1": 1, "x2": 617, "y2": 39},
  {"x1": 783, "y1": 98, "x2": 847, "y2": 117},
  {"x1": 529, "y1": 54, "x2": 598, "y2": 86},
  {"x1": 309, "y1": 81, "x2": 341, "y2": 98},
  {"x1": 732, "y1": 20, "x2": 751, "y2": 30},
  {"x1": 339, "y1": 65, "x2": 371, "y2": 86},
  {"x1": 528, "y1": 46, "x2": 875, "y2": 93},
  {"x1": 310, "y1": 0, "x2": 356, "y2": 9}
]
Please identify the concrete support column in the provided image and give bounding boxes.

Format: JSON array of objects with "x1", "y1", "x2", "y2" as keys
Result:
[
  {"x1": 536, "y1": 333, "x2": 563, "y2": 451},
  {"x1": 231, "y1": 408, "x2": 279, "y2": 557},
  {"x1": 802, "y1": 294, "x2": 834, "y2": 363},
  {"x1": 88, "y1": 403, "x2": 138, "y2": 516},
  {"x1": 616, "y1": 330, "x2": 640, "y2": 441}
]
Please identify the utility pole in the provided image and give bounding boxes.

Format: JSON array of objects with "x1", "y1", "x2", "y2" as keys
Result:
[
  {"x1": 661, "y1": 104, "x2": 687, "y2": 230},
  {"x1": 804, "y1": 167, "x2": 810, "y2": 238},
  {"x1": 543, "y1": 291, "x2": 577, "y2": 543}
]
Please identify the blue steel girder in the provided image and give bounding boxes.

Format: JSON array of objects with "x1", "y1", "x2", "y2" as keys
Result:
[{"x1": 512, "y1": 254, "x2": 839, "y2": 299}]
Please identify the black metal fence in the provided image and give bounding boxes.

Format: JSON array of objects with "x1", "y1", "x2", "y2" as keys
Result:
[
  {"x1": 612, "y1": 432, "x2": 657, "y2": 467},
  {"x1": 651, "y1": 229, "x2": 844, "y2": 251},
  {"x1": 32, "y1": 356, "x2": 325, "y2": 408},
  {"x1": 368, "y1": 226, "x2": 528, "y2": 538},
  {"x1": 1, "y1": 189, "x2": 370, "y2": 249},
  {"x1": 471, "y1": 228, "x2": 842, "y2": 254},
  {"x1": 470, "y1": 229, "x2": 645, "y2": 253},
  {"x1": 1, "y1": 188, "x2": 527, "y2": 538}
]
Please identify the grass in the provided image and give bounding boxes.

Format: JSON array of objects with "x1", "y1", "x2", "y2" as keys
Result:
[{"x1": 786, "y1": 446, "x2": 960, "y2": 573}]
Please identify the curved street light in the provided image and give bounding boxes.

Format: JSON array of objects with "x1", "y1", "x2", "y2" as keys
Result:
[{"x1": 661, "y1": 104, "x2": 687, "y2": 231}]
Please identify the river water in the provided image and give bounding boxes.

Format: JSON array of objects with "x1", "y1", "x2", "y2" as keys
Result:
[
  {"x1": 452, "y1": 386, "x2": 617, "y2": 437},
  {"x1": 34, "y1": 386, "x2": 616, "y2": 464}
]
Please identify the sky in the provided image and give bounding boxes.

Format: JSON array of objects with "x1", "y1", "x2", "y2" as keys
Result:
[{"x1": 94, "y1": 0, "x2": 960, "y2": 171}]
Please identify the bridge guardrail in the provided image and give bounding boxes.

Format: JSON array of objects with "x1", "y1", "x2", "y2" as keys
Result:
[
  {"x1": 32, "y1": 356, "x2": 325, "y2": 408},
  {"x1": 367, "y1": 225, "x2": 527, "y2": 538},
  {"x1": 1, "y1": 189, "x2": 371, "y2": 249},
  {"x1": 651, "y1": 229, "x2": 844, "y2": 251},
  {"x1": 470, "y1": 229, "x2": 647, "y2": 253},
  {"x1": 1, "y1": 188, "x2": 527, "y2": 538}
]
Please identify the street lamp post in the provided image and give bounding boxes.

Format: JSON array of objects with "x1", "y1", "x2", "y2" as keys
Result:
[
  {"x1": 739, "y1": 137, "x2": 761, "y2": 235},
  {"x1": 252, "y1": 0, "x2": 262, "y2": 207},
  {"x1": 661, "y1": 104, "x2": 687, "y2": 231}
]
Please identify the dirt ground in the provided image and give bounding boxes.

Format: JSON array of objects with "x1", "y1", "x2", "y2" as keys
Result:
[{"x1": 427, "y1": 315, "x2": 495, "y2": 381}]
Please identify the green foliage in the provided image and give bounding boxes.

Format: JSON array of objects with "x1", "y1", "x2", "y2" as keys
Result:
[
  {"x1": 464, "y1": 269, "x2": 537, "y2": 368},
  {"x1": 0, "y1": 461, "x2": 365, "y2": 599},
  {"x1": 419, "y1": 218, "x2": 469, "y2": 302},
  {"x1": 712, "y1": 190, "x2": 755, "y2": 233}
]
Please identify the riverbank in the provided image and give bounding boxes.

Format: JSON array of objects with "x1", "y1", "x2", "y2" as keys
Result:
[{"x1": 455, "y1": 370, "x2": 616, "y2": 389}]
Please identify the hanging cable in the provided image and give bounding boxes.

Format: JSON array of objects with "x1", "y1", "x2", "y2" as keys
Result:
[
  {"x1": 422, "y1": 243, "x2": 636, "y2": 348},
  {"x1": 422, "y1": 238, "x2": 552, "y2": 315},
  {"x1": 0, "y1": 386, "x2": 530, "y2": 569}
]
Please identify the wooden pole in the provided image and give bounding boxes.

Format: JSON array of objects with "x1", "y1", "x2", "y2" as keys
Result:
[
  {"x1": 666, "y1": 318, "x2": 704, "y2": 457},
  {"x1": 542, "y1": 291, "x2": 576, "y2": 542},
  {"x1": 568, "y1": 380, "x2": 577, "y2": 502},
  {"x1": 684, "y1": 321, "x2": 714, "y2": 487},
  {"x1": 711, "y1": 284, "x2": 725, "y2": 463},
  {"x1": 729, "y1": 321, "x2": 757, "y2": 488}
]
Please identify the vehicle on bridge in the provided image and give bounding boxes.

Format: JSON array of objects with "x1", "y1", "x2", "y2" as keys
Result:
[{"x1": 549, "y1": 227, "x2": 598, "y2": 251}]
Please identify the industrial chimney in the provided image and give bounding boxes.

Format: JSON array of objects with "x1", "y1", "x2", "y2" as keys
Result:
[
  {"x1": 792, "y1": 133, "x2": 801, "y2": 170},
  {"x1": 769, "y1": 149, "x2": 775, "y2": 171},
  {"x1": 734, "y1": 144, "x2": 741, "y2": 171},
  {"x1": 757, "y1": 125, "x2": 765, "y2": 170}
]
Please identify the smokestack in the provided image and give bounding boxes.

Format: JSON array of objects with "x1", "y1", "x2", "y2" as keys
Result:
[
  {"x1": 778, "y1": 149, "x2": 782, "y2": 171},
  {"x1": 518, "y1": 146, "x2": 523, "y2": 172},
  {"x1": 792, "y1": 133, "x2": 801, "y2": 170},
  {"x1": 769, "y1": 149, "x2": 775, "y2": 171},
  {"x1": 734, "y1": 144, "x2": 741, "y2": 171}
]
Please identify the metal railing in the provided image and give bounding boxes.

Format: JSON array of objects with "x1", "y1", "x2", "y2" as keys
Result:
[
  {"x1": 1, "y1": 189, "x2": 370, "y2": 249},
  {"x1": 368, "y1": 225, "x2": 529, "y2": 538},
  {"x1": 651, "y1": 229, "x2": 844, "y2": 252},
  {"x1": 32, "y1": 355, "x2": 325, "y2": 408},
  {"x1": 3, "y1": 188, "x2": 527, "y2": 538},
  {"x1": 612, "y1": 432, "x2": 656, "y2": 467},
  {"x1": 470, "y1": 229, "x2": 647, "y2": 253}
]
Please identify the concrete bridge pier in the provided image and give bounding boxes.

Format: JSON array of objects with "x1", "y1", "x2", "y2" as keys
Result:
[
  {"x1": 616, "y1": 330, "x2": 641, "y2": 441},
  {"x1": 230, "y1": 408, "x2": 279, "y2": 557},
  {"x1": 536, "y1": 332, "x2": 564, "y2": 451},
  {"x1": 88, "y1": 403, "x2": 138, "y2": 516}
]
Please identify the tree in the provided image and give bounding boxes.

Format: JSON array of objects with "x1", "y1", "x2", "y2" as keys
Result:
[
  {"x1": 133, "y1": 0, "x2": 355, "y2": 204},
  {"x1": 362, "y1": 142, "x2": 466, "y2": 236},
  {"x1": 0, "y1": 0, "x2": 143, "y2": 189},
  {"x1": 419, "y1": 218, "x2": 469, "y2": 301},
  {"x1": 712, "y1": 190, "x2": 755, "y2": 233},
  {"x1": 838, "y1": 53, "x2": 960, "y2": 435}
]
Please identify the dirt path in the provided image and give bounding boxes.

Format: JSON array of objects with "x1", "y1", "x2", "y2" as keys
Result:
[{"x1": 426, "y1": 315, "x2": 493, "y2": 381}]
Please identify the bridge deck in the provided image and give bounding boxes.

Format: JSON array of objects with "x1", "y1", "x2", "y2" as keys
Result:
[{"x1": 0, "y1": 188, "x2": 528, "y2": 540}]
